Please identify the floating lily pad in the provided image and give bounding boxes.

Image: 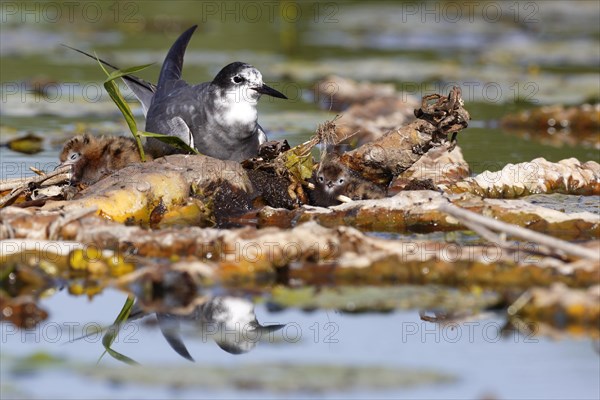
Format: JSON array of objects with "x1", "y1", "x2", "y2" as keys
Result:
[
  {"x1": 270, "y1": 286, "x2": 500, "y2": 313},
  {"x1": 84, "y1": 362, "x2": 456, "y2": 392}
]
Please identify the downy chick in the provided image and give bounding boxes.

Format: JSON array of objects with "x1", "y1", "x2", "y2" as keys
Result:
[
  {"x1": 59, "y1": 134, "x2": 149, "y2": 185},
  {"x1": 310, "y1": 154, "x2": 387, "y2": 207}
]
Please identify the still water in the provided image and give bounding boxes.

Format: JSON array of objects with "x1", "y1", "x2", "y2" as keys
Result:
[
  {"x1": 1, "y1": 1, "x2": 599, "y2": 399},
  {"x1": 3, "y1": 289, "x2": 599, "y2": 399}
]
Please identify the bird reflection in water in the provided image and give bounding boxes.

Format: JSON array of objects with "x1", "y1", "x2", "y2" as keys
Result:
[{"x1": 129, "y1": 296, "x2": 286, "y2": 361}]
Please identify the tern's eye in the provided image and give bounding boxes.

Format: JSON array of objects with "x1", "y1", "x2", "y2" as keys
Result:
[
  {"x1": 232, "y1": 75, "x2": 243, "y2": 84},
  {"x1": 318, "y1": 176, "x2": 324, "y2": 183},
  {"x1": 338, "y1": 178, "x2": 344, "y2": 184}
]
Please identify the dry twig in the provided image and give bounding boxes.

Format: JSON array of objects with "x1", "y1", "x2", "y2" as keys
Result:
[
  {"x1": 0, "y1": 166, "x2": 71, "y2": 208},
  {"x1": 440, "y1": 203, "x2": 598, "y2": 261}
]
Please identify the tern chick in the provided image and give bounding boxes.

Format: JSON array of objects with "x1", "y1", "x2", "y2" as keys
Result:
[
  {"x1": 311, "y1": 154, "x2": 387, "y2": 207},
  {"x1": 60, "y1": 134, "x2": 149, "y2": 185}
]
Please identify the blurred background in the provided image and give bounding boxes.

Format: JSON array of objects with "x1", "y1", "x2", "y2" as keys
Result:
[{"x1": 1, "y1": 1, "x2": 599, "y2": 399}]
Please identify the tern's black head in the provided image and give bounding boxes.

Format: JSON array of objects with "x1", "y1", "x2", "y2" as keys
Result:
[{"x1": 211, "y1": 62, "x2": 287, "y2": 99}]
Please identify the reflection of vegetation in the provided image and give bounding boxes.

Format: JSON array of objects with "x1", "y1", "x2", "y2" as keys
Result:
[
  {"x1": 0, "y1": 263, "x2": 15, "y2": 282},
  {"x1": 100, "y1": 295, "x2": 138, "y2": 365}
]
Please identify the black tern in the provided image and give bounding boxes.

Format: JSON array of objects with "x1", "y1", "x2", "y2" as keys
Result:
[{"x1": 64, "y1": 25, "x2": 287, "y2": 161}]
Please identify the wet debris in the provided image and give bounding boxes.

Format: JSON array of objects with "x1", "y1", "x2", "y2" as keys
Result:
[
  {"x1": 2, "y1": 87, "x2": 469, "y2": 217},
  {"x1": 446, "y1": 158, "x2": 600, "y2": 197},
  {"x1": 334, "y1": 87, "x2": 469, "y2": 189},
  {"x1": 509, "y1": 283, "x2": 600, "y2": 330},
  {"x1": 501, "y1": 103, "x2": 600, "y2": 149},
  {"x1": 2, "y1": 214, "x2": 597, "y2": 290},
  {"x1": 1, "y1": 133, "x2": 44, "y2": 155},
  {"x1": 0, "y1": 166, "x2": 71, "y2": 208},
  {"x1": 389, "y1": 145, "x2": 470, "y2": 193},
  {"x1": 414, "y1": 87, "x2": 470, "y2": 151},
  {"x1": 1, "y1": 79, "x2": 599, "y2": 337},
  {"x1": 0, "y1": 295, "x2": 49, "y2": 329},
  {"x1": 255, "y1": 190, "x2": 599, "y2": 240}
]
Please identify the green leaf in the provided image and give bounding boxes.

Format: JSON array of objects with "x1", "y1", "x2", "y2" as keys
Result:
[
  {"x1": 103, "y1": 63, "x2": 154, "y2": 83},
  {"x1": 95, "y1": 53, "x2": 110, "y2": 76},
  {"x1": 94, "y1": 56, "x2": 200, "y2": 161},
  {"x1": 284, "y1": 151, "x2": 314, "y2": 181},
  {"x1": 98, "y1": 295, "x2": 139, "y2": 365},
  {"x1": 95, "y1": 56, "x2": 148, "y2": 161},
  {"x1": 138, "y1": 130, "x2": 200, "y2": 154},
  {"x1": 103, "y1": 80, "x2": 138, "y2": 134}
]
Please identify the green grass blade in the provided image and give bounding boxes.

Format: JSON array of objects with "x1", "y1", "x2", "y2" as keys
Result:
[
  {"x1": 94, "y1": 57, "x2": 198, "y2": 159},
  {"x1": 104, "y1": 63, "x2": 154, "y2": 82},
  {"x1": 98, "y1": 295, "x2": 139, "y2": 365},
  {"x1": 102, "y1": 80, "x2": 146, "y2": 162},
  {"x1": 95, "y1": 56, "x2": 148, "y2": 162},
  {"x1": 103, "y1": 80, "x2": 138, "y2": 134},
  {"x1": 95, "y1": 52, "x2": 111, "y2": 77}
]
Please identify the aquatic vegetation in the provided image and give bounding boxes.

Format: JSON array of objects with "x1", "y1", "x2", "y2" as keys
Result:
[{"x1": 1, "y1": 68, "x2": 598, "y2": 369}]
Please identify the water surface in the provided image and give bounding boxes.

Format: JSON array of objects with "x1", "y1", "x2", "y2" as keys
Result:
[{"x1": 1, "y1": 1, "x2": 599, "y2": 399}]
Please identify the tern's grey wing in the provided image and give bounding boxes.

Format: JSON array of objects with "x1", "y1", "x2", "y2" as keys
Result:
[
  {"x1": 144, "y1": 114, "x2": 193, "y2": 157},
  {"x1": 156, "y1": 25, "x2": 198, "y2": 90},
  {"x1": 146, "y1": 82, "x2": 204, "y2": 136},
  {"x1": 122, "y1": 79, "x2": 156, "y2": 116},
  {"x1": 144, "y1": 82, "x2": 205, "y2": 156}
]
